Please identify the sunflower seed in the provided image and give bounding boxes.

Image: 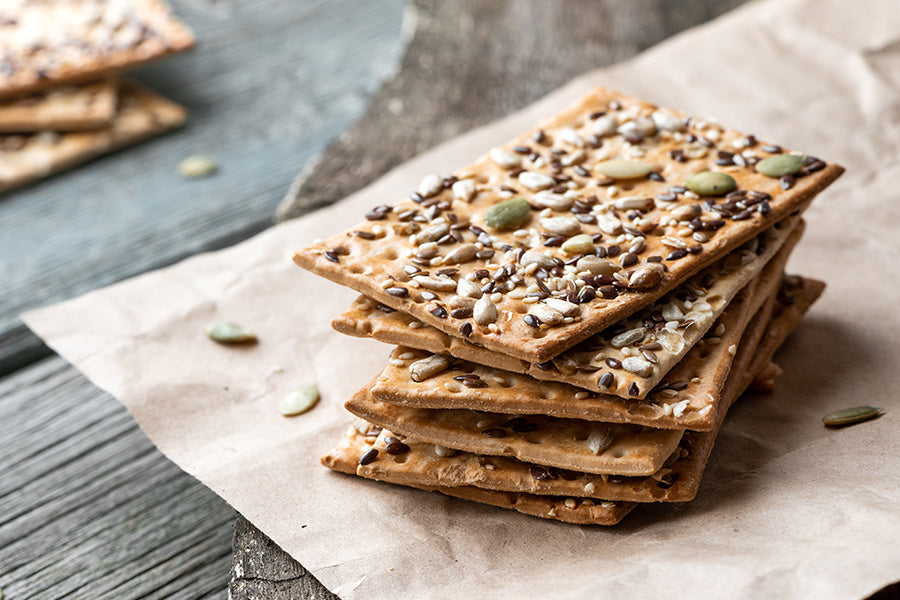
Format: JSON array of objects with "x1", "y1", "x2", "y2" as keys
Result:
[
  {"x1": 587, "y1": 426, "x2": 615, "y2": 455},
  {"x1": 651, "y1": 110, "x2": 687, "y2": 132},
  {"x1": 206, "y1": 321, "x2": 257, "y2": 344},
  {"x1": 561, "y1": 233, "x2": 594, "y2": 254},
  {"x1": 413, "y1": 275, "x2": 457, "y2": 291},
  {"x1": 628, "y1": 263, "x2": 664, "y2": 290},
  {"x1": 613, "y1": 196, "x2": 653, "y2": 211},
  {"x1": 592, "y1": 114, "x2": 618, "y2": 136},
  {"x1": 532, "y1": 190, "x2": 572, "y2": 211},
  {"x1": 456, "y1": 278, "x2": 483, "y2": 299},
  {"x1": 521, "y1": 250, "x2": 558, "y2": 269},
  {"x1": 822, "y1": 406, "x2": 884, "y2": 427},
  {"x1": 544, "y1": 298, "x2": 581, "y2": 317},
  {"x1": 417, "y1": 173, "x2": 444, "y2": 198},
  {"x1": 442, "y1": 243, "x2": 478, "y2": 265},
  {"x1": 530, "y1": 304, "x2": 564, "y2": 325},
  {"x1": 519, "y1": 171, "x2": 557, "y2": 191},
  {"x1": 610, "y1": 327, "x2": 646, "y2": 348},
  {"x1": 622, "y1": 356, "x2": 654, "y2": 377},
  {"x1": 576, "y1": 255, "x2": 617, "y2": 275},
  {"x1": 490, "y1": 147, "x2": 521, "y2": 169},
  {"x1": 278, "y1": 385, "x2": 320, "y2": 416},
  {"x1": 473, "y1": 296, "x2": 499, "y2": 325},
  {"x1": 409, "y1": 354, "x2": 451, "y2": 381},
  {"x1": 452, "y1": 178, "x2": 476, "y2": 201},
  {"x1": 540, "y1": 216, "x2": 581, "y2": 236}
]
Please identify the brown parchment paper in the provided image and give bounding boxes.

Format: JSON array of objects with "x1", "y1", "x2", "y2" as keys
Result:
[{"x1": 23, "y1": 0, "x2": 900, "y2": 597}]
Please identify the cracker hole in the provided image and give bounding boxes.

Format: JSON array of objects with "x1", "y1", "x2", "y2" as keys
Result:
[
  {"x1": 611, "y1": 449, "x2": 626, "y2": 458},
  {"x1": 382, "y1": 248, "x2": 398, "y2": 260},
  {"x1": 698, "y1": 349, "x2": 710, "y2": 359},
  {"x1": 392, "y1": 454, "x2": 408, "y2": 464},
  {"x1": 349, "y1": 264, "x2": 364, "y2": 274}
]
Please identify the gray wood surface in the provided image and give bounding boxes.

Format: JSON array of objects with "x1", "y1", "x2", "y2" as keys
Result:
[
  {"x1": 0, "y1": 1, "x2": 406, "y2": 599},
  {"x1": 0, "y1": 0, "x2": 406, "y2": 376},
  {"x1": 236, "y1": 1, "x2": 748, "y2": 598}
]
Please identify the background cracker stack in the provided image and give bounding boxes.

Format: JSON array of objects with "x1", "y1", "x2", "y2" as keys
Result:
[
  {"x1": 293, "y1": 85, "x2": 842, "y2": 525},
  {"x1": 0, "y1": 0, "x2": 195, "y2": 194}
]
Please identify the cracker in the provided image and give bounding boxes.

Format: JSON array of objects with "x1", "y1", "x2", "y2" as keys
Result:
[
  {"x1": 0, "y1": 80, "x2": 186, "y2": 193},
  {"x1": 367, "y1": 226, "x2": 796, "y2": 431},
  {"x1": 344, "y1": 275, "x2": 824, "y2": 504},
  {"x1": 337, "y1": 217, "x2": 802, "y2": 398},
  {"x1": 344, "y1": 389, "x2": 684, "y2": 476},
  {"x1": 0, "y1": 79, "x2": 118, "y2": 132},
  {"x1": 294, "y1": 85, "x2": 842, "y2": 364},
  {"x1": 0, "y1": 0, "x2": 195, "y2": 99},
  {"x1": 322, "y1": 426, "x2": 635, "y2": 526}
]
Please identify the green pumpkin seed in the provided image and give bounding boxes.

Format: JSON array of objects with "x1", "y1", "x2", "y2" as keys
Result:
[
  {"x1": 179, "y1": 155, "x2": 218, "y2": 178},
  {"x1": 279, "y1": 386, "x2": 320, "y2": 416},
  {"x1": 206, "y1": 321, "x2": 257, "y2": 344},
  {"x1": 561, "y1": 233, "x2": 594, "y2": 254},
  {"x1": 822, "y1": 406, "x2": 883, "y2": 427},
  {"x1": 594, "y1": 159, "x2": 655, "y2": 179},
  {"x1": 484, "y1": 197, "x2": 531, "y2": 230},
  {"x1": 756, "y1": 154, "x2": 805, "y2": 177},
  {"x1": 685, "y1": 171, "x2": 737, "y2": 196}
]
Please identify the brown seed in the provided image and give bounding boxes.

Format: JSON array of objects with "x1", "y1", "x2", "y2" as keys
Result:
[
  {"x1": 386, "y1": 441, "x2": 411, "y2": 455},
  {"x1": 358, "y1": 448, "x2": 378, "y2": 465},
  {"x1": 598, "y1": 372, "x2": 614, "y2": 389},
  {"x1": 628, "y1": 263, "x2": 664, "y2": 290},
  {"x1": 482, "y1": 428, "x2": 508, "y2": 438}
]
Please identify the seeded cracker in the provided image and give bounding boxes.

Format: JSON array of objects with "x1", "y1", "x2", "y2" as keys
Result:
[
  {"x1": 337, "y1": 217, "x2": 802, "y2": 398},
  {"x1": 294, "y1": 85, "x2": 842, "y2": 364},
  {"x1": 0, "y1": 80, "x2": 186, "y2": 193},
  {"x1": 0, "y1": 79, "x2": 118, "y2": 133},
  {"x1": 323, "y1": 275, "x2": 825, "y2": 513},
  {"x1": 0, "y1": 0, "x2": 195, "y2": 99},
  {"x1": 322, "y1": 427, "x2": 636, "y2": 526},
  {"x1": 358, "y1": 221, "x2": 799, "y2": 431}
]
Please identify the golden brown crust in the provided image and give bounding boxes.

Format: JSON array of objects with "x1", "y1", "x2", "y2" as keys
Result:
[
  {"x1": 0, "y1": 79, "x2": 118, "y2": 132},
  {"x1": 0, "y1": 80, "x2": 186, "y2": 193},
  {"x1": 295, "y1": 84, "x2": 842, "y2": 363},
  {"x1": 0, "y1": 0, "x2": 195, "y2": 100}
]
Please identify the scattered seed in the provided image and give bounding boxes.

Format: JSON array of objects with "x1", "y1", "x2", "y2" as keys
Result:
[
  {"x1": 206, "y1": 321, "x2": 257, "y2": 344},
  {"x1": 822, "y1": 406, "x2": 884, "y2": 427},
  {"x1": 278, "y1": 385, "x2": 320, "y2": 416},
  {"x1": 561, "y1": 233, "x2": 594, "y2": 254},
  {"x1": 178, "y1": 155, "x2": 218, "y2": 178}
]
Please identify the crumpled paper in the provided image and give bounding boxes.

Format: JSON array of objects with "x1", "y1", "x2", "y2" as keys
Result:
[{"x1": 23, "y1": 0, "x2": 900, "y2": 597}]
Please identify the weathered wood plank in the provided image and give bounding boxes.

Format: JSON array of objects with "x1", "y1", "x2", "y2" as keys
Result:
[
  {"x1": 0, "y1": 0, "x2": 407, "y2": 377},
  {"x1": 0, "y1": 356, "x2": 235, "y2": 600},
  {"x1": 246, "y1": 1, "x2": 751, "y2": 598}
]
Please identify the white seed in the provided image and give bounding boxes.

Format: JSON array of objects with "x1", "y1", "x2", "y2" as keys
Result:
[
  {"x1": 592, "y1": 114, "x2": 617, "y2": 136},
  {"x1": 519, "y1": 171, "x2": 556, "y2": 191},
  {"x1": 561, "y1": 233, "x2": 594, "y2": 255},
  {"x1": 618, "y1": 117, "x2": 656, "y2": 138},
  {"x1": 661, "y1": 302, "x2": 684, "y2": 322},
  {"x1": 530, "y1": 304, "x2": 564, "y2": 325},
  {"x1": 451, "y1": 178, "x2": 476, "y2": 201},
  {"x1": 520, "y1": 250, "x2": 557, "y2": 269},
  {"x1": 596, "y1": 215, "x2": 623, "y2": 235},
  {"x1": 587, "y1": 427, "x2": 615, "y2": 455},
  {"x1": 179, "y1": 155, "x2": 218, "y2": 178},
  {"x1": 489, "y1": 147, "x2": 521, "y2": 169},
  {"x1": 417, "y1": 174, "x2": 444, "y2": 198},
  {"x1": 540, "y1": 216, "x2": 581, "y2": 236},
  {"x1": 544, "y1": 298, "x2": 581, "y2": 317},
  {"x1": 622, "y1": 357, "x2": 654, "y2": 377},
  {"x1": 629, "y1": 263, "x2": 665, "y2": 290},
  {"x1": 409, "y1": 354, "x2": 450, "y2": 381},
  {"x1": 560, "y1": 149, "x2": 587, "y2": 166},
  {"x1": 442, "y1": 243, "x2": 478, "y2": 265},
  {"x1": 583, "y1": 482, "x2": 597, "y2": 494},
  {"x1": 388, "y1": 358, "x2": 405, "y2": 367},
  {"x1": 564, "y1": 498, "x2": 577, "y2": 509},
  {"x1": 611, "y1": 327, "x2": 646, "y2": 348},
  {"x1": 450, "y1": 296, "x2": 476, "y2": 311},
  {"x1": 557, "y1": 126, "x2": 584, "y2": 147},
  {"x1": 434, "y1": 445, "x2": 456, "y2": 457},
  {"x1": 473, "y1": 296, "x2": 498, "y2": 325},
  {"x1": 613, "y1": 196, "x2": 653, "y2": 211},
  {"x1": 670, "y1": 203, "x2": 701, "y2": 221},
  {"x1": 532, "y1": 191, "x2": 572, "y2": 211},
  {"x1": 456, "y1": 278, "x2": 482, "y2": 299},
  {"x1": 415, "y1": 222, "x2": 450, "y2": 244},
  {"x1": 278, "y1": 386, "x2": 320, "y2": 416},
  {"x1": 576, "y1": 255, "x2": 617, "y2": 276},
  {"x1": 652, "y1": 110, "x2": 687, "y2": 132},
  {"x1": 413, "y1": 275, "x2": 457, "y2": 291}
]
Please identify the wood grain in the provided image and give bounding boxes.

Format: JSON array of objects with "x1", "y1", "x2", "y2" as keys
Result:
[
  {"x1": 242, "y1": 0, "x2": 749, "y2": 598},
  {"x1": 0, "y1": 0, "x2": 406, "y2": 377}
]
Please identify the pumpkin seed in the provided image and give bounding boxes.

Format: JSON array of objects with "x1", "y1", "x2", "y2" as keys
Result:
[
  {"x1": 179, "y1": 155, "x2": 217, "y2": 178},
  {"x1": 594, "y1": 159, "x2": 654, "y2": 179},
  {"x1": 822, "y1": 406, "x2": 883, "y2": 427},
  {"x1": 206, "y1": 321, "x2": 257, "y2": 344},
  {"x1": 685, "y1": 171, "x2": 737, "y2": 196},
  {"x1": 561, "y1": 233, "x2": 594, "y2": 254},
  {"x1": 484, "y1": 197, "x2": 530, "y2": 230},
  {"x1": 756, "y1": 154, "x2": 805, "y2": 177},
  {"x1": 279, "y1": 386, "x2": 320, "y2": 416}
]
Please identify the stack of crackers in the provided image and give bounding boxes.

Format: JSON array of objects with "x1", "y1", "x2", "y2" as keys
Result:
[
  {"x1": 293, "y1": 85, "x2": 843, "y2": 525},
  {"x1": 0, "y1": 0, "x2": 195, "y2": 194}
]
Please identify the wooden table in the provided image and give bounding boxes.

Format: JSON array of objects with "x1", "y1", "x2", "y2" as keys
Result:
[{"x1": 1, "y1": 2, "x2": 770, "y2": 598}]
